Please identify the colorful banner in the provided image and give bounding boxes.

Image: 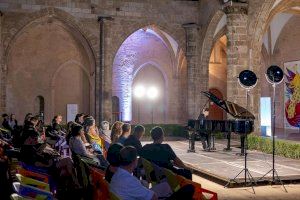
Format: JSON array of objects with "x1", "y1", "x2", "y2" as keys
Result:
[{"x1": 284, "y1": 61, "x2": 300, "y2": 128}]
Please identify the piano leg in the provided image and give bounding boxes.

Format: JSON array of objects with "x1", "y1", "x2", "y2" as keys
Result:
[
  {"x1": 224, "y1": 132, "x2": 232, "y2": 151},
  {"x1": 187, "y1": 131, "x2": 196, "y2": 153}
]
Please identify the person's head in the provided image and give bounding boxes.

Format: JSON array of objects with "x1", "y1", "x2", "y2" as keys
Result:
[
  {"x1": 83, "y1": 116, "x2": 95, "y2": 133},
  {"x1": 111, "y1": 121, "x2": 124, "y2": 143},
  {"x1": 151, "y1": 126, "x2": 164, "y2": 143},
  {"x1": 2, "y1": 113, "x2": 8, "y2": 120},
  {"x1": 71, "y1": 125, "x2": 84, "y2": 137},
  {"x1": 75, "y1": 113, "x2": 84, "y2": 124},
  {"x1": 119, "y1": 146, "x2": 138, "y2": 171},
  {"x1": 107, "y1": 143, "x2": 124, "y2": 167},
  {"x1": 101, "y1": 121, "x2": 110, "y2": 131},
  {"x1": 10, "y1": 114, "x2": 16, "y2": 120},
  {"x1": 121, "y1": 123, "x2": 131, "y2": 135},
  {"x1": 203, "y1": 108, "x2": 209, "y2": 117},
  {"x1": 30, "y1": 116, "x2": 39, "y2": 126},
  {"x1": 133, "y1": 125, "x2": 145, "y2": 140},
  {"x1": 53, "y1": 115, "x2": 63, "y2": 124},
  {"x1": 67, "y1": 121, "x2": 75, "y2": 132},
  {"x1": 24, "y1": 113, "x2": 33, "y2": 122}
]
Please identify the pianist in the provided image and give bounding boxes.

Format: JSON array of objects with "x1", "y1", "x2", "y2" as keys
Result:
[{"x1": 198, "y1": 108, "x2": 210, "y2": 150}]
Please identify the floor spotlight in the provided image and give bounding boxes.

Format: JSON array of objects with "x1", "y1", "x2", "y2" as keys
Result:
[{"x1": 134, "y1": 85, "x2": 146, "y2": 99}]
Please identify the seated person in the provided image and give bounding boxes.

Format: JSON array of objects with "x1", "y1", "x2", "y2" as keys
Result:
[
  {"x1": 117, "y1": 123, "x2": 131, "y2": 144},
  {"x1": 110, "y1": 146, "x2": 158, "y2": 200},
  {"x1": 124, "y1": 125, "x2": 144, "y2": 155},
  {"x1": 105, "y1": 143, "x2": 124, "y2": 183},
  {"x1": 141, "y1": 126, "x2": 192, "y2": 180},
  {"x1": 20, "y1": 129, "x2": 79, "y2": 186},
  {"x1": 69, "y1": 125, "x2": 98, "y2": 160}
]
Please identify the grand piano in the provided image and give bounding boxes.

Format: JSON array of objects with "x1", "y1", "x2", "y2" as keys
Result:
[{"x1": 188, "y1": 91, "x2": 255, "y2": 152}]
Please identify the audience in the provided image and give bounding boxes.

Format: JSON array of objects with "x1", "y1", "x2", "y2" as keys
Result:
[
  {"x1": 52, "y1": 115, "x2": 65, "y2": 134},
  {"x1": 105, "y1": 143, "x2": 124, "y2": 183},
  {"x1": 0, "y1": 111, "x2": 199, "y2": 199},
  {"x1": 69, "y1": 125, "x2": 100, "y2": 164},
  {"x1": 117, "y1": 123, "x2": 131, "y2": 144},
  {"x1": 124, "y1": 125, "x2": 144, "y2": 155},
  {"x1": 110, "y1": 146, "x2": 158, "y2": 200},
  {"x1": 8, "y1": 114, "x2": 18, "y2": 131},
  {"x1": 74, "y1": 113, "x2": 84, "y2": 125},
  {"x1": 23, "y1": 113, "x2": 33, "y2": 126},
  {"x1": 1, "y1": 114, "x2": 11, "y2": 132},
  {"x1": 110, "y1": 121, "x2": 123, "y2": 144},
  {"x1": 141, "y1": 126, "x2": 192, "y2": 179}
]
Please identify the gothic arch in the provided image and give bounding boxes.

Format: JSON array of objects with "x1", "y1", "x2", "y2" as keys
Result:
[
  {"x1": 1, "y1": 7, "x2": 97, "y2": 114},
  {"x1": 200, "y1": 10, "x2": 226, "y2": 75},
  {"x1": 50, "y1": 60, "x2": 94, "y2": 118}
]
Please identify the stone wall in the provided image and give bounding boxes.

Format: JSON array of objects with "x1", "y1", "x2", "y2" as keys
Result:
[{"x1": 0, "y1": 0, "x2": 199, "y2": 124}]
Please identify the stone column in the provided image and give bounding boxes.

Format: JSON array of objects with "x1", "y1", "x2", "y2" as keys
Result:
[
  {"x1": 224, "y1": 2, "x2": 249, "y2": 109},
  {"x1": 97, "y1": 16, "x2": 113, "y2": 124},
  {"x1": 183, "y1": 23, "x2": 201, "y2": 119}
]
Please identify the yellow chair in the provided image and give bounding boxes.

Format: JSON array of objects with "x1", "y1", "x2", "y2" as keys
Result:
[
  {"x1": 141, "y1": 158, "x2": 156, "y2": 184},
  {"x1": 16, "y1": 174, "x2": 50, "y2": 191},
  {"x1": 10, "y1": 193, "x2": 31, "y2": 200},
  {"x1": 162, "y1": 168, "x2": 181, "y2": 192},
  {"x1": 109, "y1": 191, "x2": 121, "y2": 200}
]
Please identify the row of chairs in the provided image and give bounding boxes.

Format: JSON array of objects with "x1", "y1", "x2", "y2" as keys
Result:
[
  {"x1": 73, "y1": 151, "x2": 218, "y2": 200},
  {"x1": 11, "y1": 163, "x2": 54, "y2": 200},
  {"x1": 141, "y1": 158, "x2": 218, "y2": 200}
]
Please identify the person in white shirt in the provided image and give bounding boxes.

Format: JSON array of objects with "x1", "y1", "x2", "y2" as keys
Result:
[{"x1": 110, "y1": 146, "x2": 157, "y2": 200}]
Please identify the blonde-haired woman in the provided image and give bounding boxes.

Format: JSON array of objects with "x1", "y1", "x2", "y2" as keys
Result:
[{"x1": 110, "y1": 121, "x2": 123, "y2": 144}]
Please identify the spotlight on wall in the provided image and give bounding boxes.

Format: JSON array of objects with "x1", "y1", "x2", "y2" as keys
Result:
[
  {"x1": 147, "y1": 86, "x2": 159, "y2": 100},
  {"x1": 134, "y1": 85, "x2": 146, "y2": 99},
  {"x1": 238, "y1": 70, "x2": 258, "y2": 90},
  {"x1": 265, "y1": 65, "x2": 284, "y2": 85}
]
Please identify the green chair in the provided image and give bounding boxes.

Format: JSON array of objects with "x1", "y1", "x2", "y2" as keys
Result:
[
  {"x1": 10, "y1": 193, "x2": 30, "y2": 200},
  {"x1": 162, "y1": 168, "x2": 181, "y2": 192},
  {"x1": 16, "y1": 174, "x2": 50, "y2": 191}
]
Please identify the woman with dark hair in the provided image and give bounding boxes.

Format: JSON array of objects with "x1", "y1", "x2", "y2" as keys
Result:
[
  {"x1": 69, "y1": 125, "x2": 95, "y2": 159},
  {"x1": 74, "y1": 113, "x2": 84, "y2": 125},
  {"x1": 52, "y1": 115, "x2": 64, "y2": 133},
  {"x1": 105, "y1": 143, "x2": 124, "y2": 183},
  {"x1": 23, "y1": 113, "x2": 33, "y2": 126},
  {"x1": 8, "y1": 114, "x2": 18, "y2": 131}
]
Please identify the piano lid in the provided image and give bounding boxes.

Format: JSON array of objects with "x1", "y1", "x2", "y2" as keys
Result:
[{"x1": 201, "y1": 91, "x2": 255, "y2": 120}]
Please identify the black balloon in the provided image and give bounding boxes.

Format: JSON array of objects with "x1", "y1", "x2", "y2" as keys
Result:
[
  {"x1": 238, "y1": 70, "x2": 258, "y2": 88},
  {"x1": 266, "y1": 65, "x2": 283, "y2": 84}
]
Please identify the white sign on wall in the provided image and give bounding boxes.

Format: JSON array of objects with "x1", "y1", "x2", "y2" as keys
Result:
[{"x1": 67, "y1": 104, "x2": 78, "y2": 122}]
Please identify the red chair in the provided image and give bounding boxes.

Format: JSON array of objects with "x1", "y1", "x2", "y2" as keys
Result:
[
  {"x1": 89, "y1": 167, "x2": 109, "y2": 200},
  {"x1": 176, "y1": 175, "x2": 218, "y2": 200}
]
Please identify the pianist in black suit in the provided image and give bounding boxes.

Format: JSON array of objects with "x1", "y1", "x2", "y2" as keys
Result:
[{"x1": 198, "y1": 108, "x2": 210, "y2": 150}]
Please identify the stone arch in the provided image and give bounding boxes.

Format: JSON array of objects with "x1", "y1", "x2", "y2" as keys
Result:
[
  {"x1": 112, "y1": 26, "x2": 182, "y2": 123},
  {"x1": 1, "y1": 7, "x2": 98, "y2": 114},
  {"x1": 51, "y1": 60, "x2": 94, "y2": 119},
  {"x1": 2, "y1": 7, "x2": 97, "y2": 67},
  {"x1": 212, "y1": 26, "x2": 227, "y2": 52},
  {"x1": 200, "y1": 10, "x2": 226, "y2": 71}
]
